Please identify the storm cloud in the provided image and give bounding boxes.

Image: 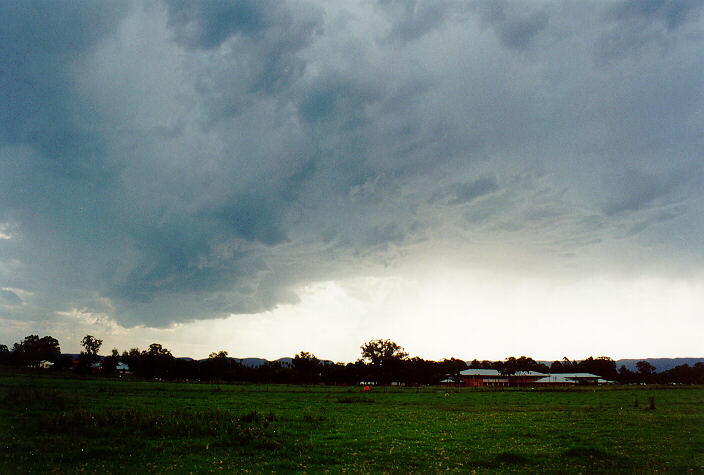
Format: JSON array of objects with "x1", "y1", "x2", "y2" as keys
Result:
[{"x1": 1, "y1": 0, "x2": 703, "y2": 331}]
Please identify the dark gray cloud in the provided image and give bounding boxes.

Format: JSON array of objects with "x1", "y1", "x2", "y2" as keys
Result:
[
  {"x1": 166, "y1": 0, "x2": 323, "y2": 120},
  {"x1": 299, "y1": 73, "x2": 380, "y2": 125},
  {"x1": 0, "y1": 1, "x2": 128, "y2": 178},
  {"x1": 378, "y1": 0, "x2": 456, "y2": 43},
  {"x1": 166, "y1": 0, "x2": 273, "y2": 48},
  {"x1": 602, "y1": 167, "x2": 696, "y2": 216},
  {"x1": 607, "y1": 0, "x2": 703, "y2": 31},
  {"x1": 474, "y1": 1, "x2": 550, "y2": 50},
  {"x1": 1, "y1": 0, "x2": 703, "y2": 331},
  {"x1": 596, "y1": 0, "x2": 704, "y2": 64}
]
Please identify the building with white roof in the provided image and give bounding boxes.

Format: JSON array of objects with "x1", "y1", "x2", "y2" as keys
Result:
[{"x1": 458, "y1": 369, "x2": 606, "y2": 387}]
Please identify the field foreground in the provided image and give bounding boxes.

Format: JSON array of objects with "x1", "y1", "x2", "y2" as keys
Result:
[{"x1": 1, "y1": 373, "x2": 703, "y2": 472}]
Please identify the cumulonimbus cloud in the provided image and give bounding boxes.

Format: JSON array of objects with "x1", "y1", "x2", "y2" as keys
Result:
[{"x1": 1, "y1": 0, "x2": 703, "y2": 329}]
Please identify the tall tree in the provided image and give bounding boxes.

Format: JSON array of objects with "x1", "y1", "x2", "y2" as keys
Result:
[
  {"x1": 360, "y1": 339, "x2": 407, "y2": 385},
  {"x1": 498, "y1": 356, "x2": 518, "y2": 375},
  {"x1": 0, "y1": 344, "x2": 9, "y2": 365},
  {"x1": 636, "y1": 361, "x2": 656, "y2": 383},
  {"x1": 200, "y1": 350, "x2": 241, "y2": 381},
  {"x1": 617, "y1": 365, "x2": 636, "y2": 383},
  {"x1": 80, "y1": 335, "x2": 103, "y2": 365},
  {"x1": 146, "y1": 343, "x2": 172, "y2": 357},
  {"x1": 577, "y1": 356, "x2": 617, "y2": 380},
  {"x1": 11, "y1": 335, "x2": 61, "y2": 366},
  {"x1": 137, "y1": 343, "x2": 175, "y2": 378},
  {"x1": 292, "y1": 351, "x2": 321, "y2": 383},
  {"x1": 102, "y1": 348, "x2": 120, "y2": 374},
  {"x1": 440, "y1": 358, "x2": 468, "y2": 384},
  {"x1": 550, "y1": 360, "x2": 564, "y2": 373}
]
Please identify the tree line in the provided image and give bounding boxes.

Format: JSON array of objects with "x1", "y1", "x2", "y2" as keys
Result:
[{"x1": 1, "y1": 334, "x2": 703, "y2": 385}]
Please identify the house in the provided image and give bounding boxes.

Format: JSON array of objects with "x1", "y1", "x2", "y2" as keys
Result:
[
  {"x1": 460, "y1": 369, "x2": 509, "y2": 387},
  {"x1": 38, "y1": 360, "x2": 54, "y2": 369},
  {"x1": 459, "y1": 369, "x2": 605, "y2": 387},
  {"x1": 534, "y1": 373, "x2": 604, "y2": 385},
  {"x1": 509, "y1": 371, "x2": 550, "y2": 387},
  {"x1": 116, "y1": 362, "x2": 130, "y2": 373}
]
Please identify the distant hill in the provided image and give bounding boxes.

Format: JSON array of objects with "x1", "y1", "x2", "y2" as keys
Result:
[
  {"x1": 234, "y1": 357, "x2": 335, "y2": 367},
  {"x1": 235, "y1": 358, "x2": 270, "y2": 367},
  {"x1": 615, "y1": 358, "x2": 704, "y2": 372},
  {"x1": 537, "y1": 358, "x2": 704, "y2": 373},
  {"x1": 62, "y1": 354, "x2": 328, "y2": 367}
]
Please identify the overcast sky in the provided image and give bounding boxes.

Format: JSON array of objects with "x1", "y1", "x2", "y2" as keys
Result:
[{"x1": 1, "y1": 0, "x2": 703, "y2": 361}]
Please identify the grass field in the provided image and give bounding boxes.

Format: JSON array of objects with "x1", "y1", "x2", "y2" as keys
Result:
[{"x1": 1, "y1": 372, "x2": 703, "y2": 472}]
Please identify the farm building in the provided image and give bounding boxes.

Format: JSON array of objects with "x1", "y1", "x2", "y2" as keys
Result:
[
  {"x1": 533, "y1": 373, "x2": 606, "y2": 385},
  {"x1": 459, "y1": 369, "x2": 508, "y2": 387},
  {"x1": 116, "y1": 362, "x2": 130, "y2": 373},
  {"x1": 458, "y1": 369, "x2": 607, "y2": 387}
]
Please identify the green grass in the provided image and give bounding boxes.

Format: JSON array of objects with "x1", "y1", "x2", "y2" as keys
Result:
[{"x1": 1, "y1": 372, "x2": 703, "y2": 472}]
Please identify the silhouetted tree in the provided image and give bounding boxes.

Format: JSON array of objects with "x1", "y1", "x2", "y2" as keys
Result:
[
  {"x1": 552, "y1": 356, "x2": 576, "y2": 372},
  {"x1": 399, "y1": 357, "x2": 433, "y2": 385},
  {"x1": 146, "y1": 343, "x2": 171, "y2": 358},
  {"x1": 102, "y1": 348, "x2": 120, "y2": 375},
  {"x1": 360, "y1": 339, "x2": 407, "y2": 385},
  {"x1": 121, "y1": 348, "x2": 141, "y2": 371},
  {"x1": 142, "y1": 343, "x2": 174, "y2": 378},
  {"x1": 198, "y1": 350, "x2": 242, "y2": 381},
  {"x1": 292, "y1": 351, "x2": 321, "y2": 383},
  {"x1": 81, "y1": 335, "x2": 103, "y2": 358},
  {"x1": 440, "y1": 358, "x2": 468, "y2": 384},
  {"x1": 0, "y1": 344, "x2": 8, "y2": 365},
  {"x1": 636, "y1": 361, "x2": 656, "y2": 383},
  {"x1": 576, "y1": 356, "x2": 617, "y2": 380},
  {"x1": 337, "y1": 360, "x2": 370, "y2": 386},
  {"x1": 320, "y1": 362, "x2": 350, "y2": 385},
  {"x1": 497, "y1": 356, "x2": 546, "y2": 375},
  {"x1": 118, "y1": 344, "x2": 176, "y2": 379},
  {"x1": 693, "y1": 363, "x2": 704, "y2": 384},
  {"x1": 78, "y1": 335, "x2": 103, "y2": 371},
  {"x1": 619, "y1": 362, "x2": 704, "y2": 385},
  {"x1": 616, "y1": 365, "x2": 636, "y2": 383},
  {"x1": 550, "y1": 360, "x2": 564, "y2": 372},
  {"x1": 253, "y1": 360, "x2": 292, "y2": 384},
  {"x1": 498, "y1": 357, "x2": 517, "y2": 375},
  {"x1": 11, "y1": 335, "x2": 61, "y2": 366}
]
